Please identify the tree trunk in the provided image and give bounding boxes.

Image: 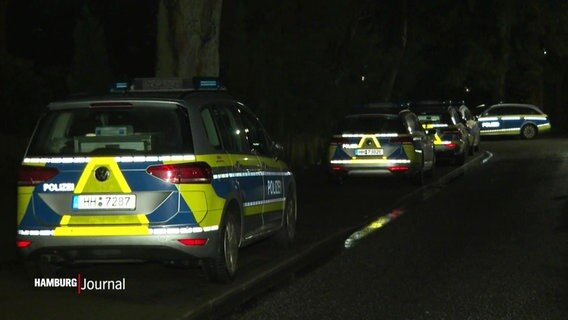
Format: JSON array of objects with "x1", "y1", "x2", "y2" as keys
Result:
[
  {"x1": 156, "y1": 0, "x2": 223, "y2": 78},
  {"x1": 0, "y1": 0, "x2": 8, "y2": 54},
  {"x1": 382, "y1": 0, "x2": 407, "y2": 100}
]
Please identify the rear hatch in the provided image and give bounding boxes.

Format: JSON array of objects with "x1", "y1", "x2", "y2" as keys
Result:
[
  {"x1": 328, "y1": 114, "x2": 414, "y2": 164},
  {"x1": 17, "y1": 100, "x2": 201, "y2": 236},
  {"x1": 417, "y1": 113, "x2": 461, "y2": 147}
]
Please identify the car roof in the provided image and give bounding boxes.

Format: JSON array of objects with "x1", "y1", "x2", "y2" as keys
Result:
[
  {"x1": 488, "y1": 103, "x2": 541, "y2": 110},
  {"x1": 46, "y1": 90, "x2": 235, "y2": 111}
]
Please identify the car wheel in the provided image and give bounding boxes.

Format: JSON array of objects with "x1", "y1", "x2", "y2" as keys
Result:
[
  {"x1": 275, "y1": 185, "x2": 297, "y2": 247},
  {"x1": 521, "y1": 124, "x2": 537, "y2": 139},
  {"x1": 203, "y1": 210, "x2": 240, "y2": 283},
  {"x1": 456, "y1": 143, "x2": 467, "y2": 165}
]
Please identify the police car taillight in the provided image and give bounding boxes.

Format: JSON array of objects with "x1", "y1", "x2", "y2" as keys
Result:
[
  {"x1": 178, "y1": 238, "x2": 208, "y2": 246},
  {"x1": 389, "y1": 136, "x2": 413, "y2": 144},
  {"x1": 146, "y1": 162, "x2": 212, "y2": 184},
  {"x1": 388, "y1": 165, "x2": 410, "y2": 172},
  {"x1": 17, "y1": 240, "x2": 31, "y2": 248},
  {"x1": 18, "y1": 166, "x2": 59, "y2": 186}
]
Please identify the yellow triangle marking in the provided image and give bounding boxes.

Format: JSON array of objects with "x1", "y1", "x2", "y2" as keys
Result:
[
  {"x1": 358, "y1": 135, "x2": 382, "y2": 148},
  {"x1": 434, "y1": 133, "x2": 443, "y2": 145},
  {"x1": 74, "y1": 157, "x2": 131, "y2": 194}
]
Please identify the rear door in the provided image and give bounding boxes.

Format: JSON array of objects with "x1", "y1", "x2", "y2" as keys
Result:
[
  {"x1": 237, "y1": 106, "x2": 285, "y2": 232},
  {"x1": 209, "y1": 104, "x2": 264, "y2": 239}
]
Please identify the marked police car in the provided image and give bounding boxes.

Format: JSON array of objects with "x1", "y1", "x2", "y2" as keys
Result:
[
  {"x1": 17, "y1": 77, "x2": 296, "y2": 283},
  {"x1": 408, "y1": 102, "x2": 471, "y2": 165},
  {"x1": 477, "y1": 103, "x2": 551, "y2": 139},
  {"x1": 327, "y1": 105, "x2": 435, "y2": 185}
]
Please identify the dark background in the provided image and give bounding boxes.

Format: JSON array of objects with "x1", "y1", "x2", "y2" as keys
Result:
[{"x1": 1, "y1": 0, "x2": 567, "y2": 166}]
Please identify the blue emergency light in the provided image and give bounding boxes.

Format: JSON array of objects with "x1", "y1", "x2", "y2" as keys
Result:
[
  {"x1": 193, "y1": 77, "x2": 221, "y2": 90},
  {"x1": 114, "y1": 82, "x2": 128, "y2": 90}
]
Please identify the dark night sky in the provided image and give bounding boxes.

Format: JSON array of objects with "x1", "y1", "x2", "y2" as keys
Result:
[{"x1": 6, "y1": 1, "x2": 158, "y2": 77}]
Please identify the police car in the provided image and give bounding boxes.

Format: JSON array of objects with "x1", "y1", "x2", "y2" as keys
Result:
[
  {"x1": 477, "y1": 103, "x2": 551, "y2": 139},
  {"x1": 327, "y1": 105, "x2": 435, "y2": 185},
  {"x1": 17, "y1": 77, "x2": 296, "y2": 283},
  {"x1": 408, "y1": 102, "x2": 471, "y2": 165}
]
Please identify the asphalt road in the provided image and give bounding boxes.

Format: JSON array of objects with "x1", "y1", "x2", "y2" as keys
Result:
[
  {"x1": 227, "y1": 136, "x2": 568, "y2": 319},
  {"x1": 0, "y1": 136, "x2": 566, "y2": 319}
]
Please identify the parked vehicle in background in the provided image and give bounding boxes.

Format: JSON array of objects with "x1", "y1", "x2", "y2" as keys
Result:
[
  {"x1": 407, "y1": 101, "x2": 471, "y2": 165},
  {"x1": 458, "y1": 104, "x2": 481, "y2": 153},
  {"x1": 17, "y1": 77, "x2": 297, "y2": 283},
  {"x1": 477, "y1": 103, "x2": 551, "y2": 139},
  {"x1": 327, "y1": 104, "x2": 435, "y2": 185}
]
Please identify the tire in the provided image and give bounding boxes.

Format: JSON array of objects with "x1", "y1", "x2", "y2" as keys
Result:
[
  {"x1": 275, "y1": 185, "x2": 297, "y2": 248},
  {"x1": 203, "y1": 210, "x2": 240, "y2": 283},
  {"x1": 521, "y1": 124, "x2": 537, "y2": 139},
  {"x1": 456, "y1": 143, "x2": 466, "y2": 165}
]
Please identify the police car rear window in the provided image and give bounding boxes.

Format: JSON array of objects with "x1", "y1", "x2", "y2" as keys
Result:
[
  {"x1": 338, "y1": 115, "x2": 406, "y2": 133},
  {"x1": 417, "y1": 112, "x2": 452, "y2": 124},
  {"x1": 27, "y1": 106, "x2": 193, "y2": 156}
]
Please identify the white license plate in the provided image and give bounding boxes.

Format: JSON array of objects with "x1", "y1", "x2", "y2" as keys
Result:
[
  {"x1": 72, "y1": 195, "x2": 136, "y2": 210},
  {"x1": 355, "y1": 149, "x2": 383, "y2": 156}
]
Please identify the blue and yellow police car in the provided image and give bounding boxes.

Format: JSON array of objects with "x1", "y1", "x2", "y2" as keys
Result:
[
  {"x1": 17, "y1": 78, "x2": 296, "y2": 283},
  {"x1": 408, "y1": 102, "x2": 471, "y2": 165},
  {"x1": 327, "y1": 105, "x2": 435, "y2": 185},
  {"x1": 477, "y1": 103, "x2": 551, "y2": 139}
]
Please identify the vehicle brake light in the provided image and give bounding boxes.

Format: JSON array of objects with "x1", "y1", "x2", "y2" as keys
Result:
[
  {"x1": 389, "y1": 136, "x2": 413, "y2": 144},
  {"x1": 17, "y1": 240, "x2": 32, "y2": 248},
  {"x1": 331, "y1": 165, "x2": 346, "y2": 172},
  {"x1": 18, "y1": 166, "x2": 59, "y2": 186},
  {"x1": 178, "y1": 238, "x2": 208, "y2": 246},
  {"x1": 146, "y1": 162, "x2": 212, "y2": 184},
  {"x1": 446, "y1": 143, "x2": 457, "y2": 149},
  {"x1": 388, "y1": 165, "x2": 410, "y2": 172}
]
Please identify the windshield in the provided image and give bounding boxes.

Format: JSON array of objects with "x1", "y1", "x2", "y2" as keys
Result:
[
  {"x1": 26, "y1": 106, "x2": 193, "y2": 156},
  {"x1": 338, "y1": 114, "x2": 406, "y2": 134}
]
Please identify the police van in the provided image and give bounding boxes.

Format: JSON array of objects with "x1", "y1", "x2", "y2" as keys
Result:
[
  {"x1": 17, "y1": 78, "x2": 296, "y2": 283},
  {"x1": 477, "y1": 103, "x2": 551, "y2": 139}
]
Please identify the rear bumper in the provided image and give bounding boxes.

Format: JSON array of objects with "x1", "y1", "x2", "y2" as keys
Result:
[
  {"x1": 17, "y1": 230, "x2": 220, "y2": 263},
  {"x1": 328, "y1": 160, "x2": 420, "y2": 176},
  {"x1": 434, "y1": 145, "x2": 463, "y2": 158}
]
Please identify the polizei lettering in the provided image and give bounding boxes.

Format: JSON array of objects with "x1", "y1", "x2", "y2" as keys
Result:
[
  {"x1": 267, "y1": 179, "x2": 282, "y2": 195},
  {"x1": 43, "y1": 183, "x2": 75, "y2": 192}
]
